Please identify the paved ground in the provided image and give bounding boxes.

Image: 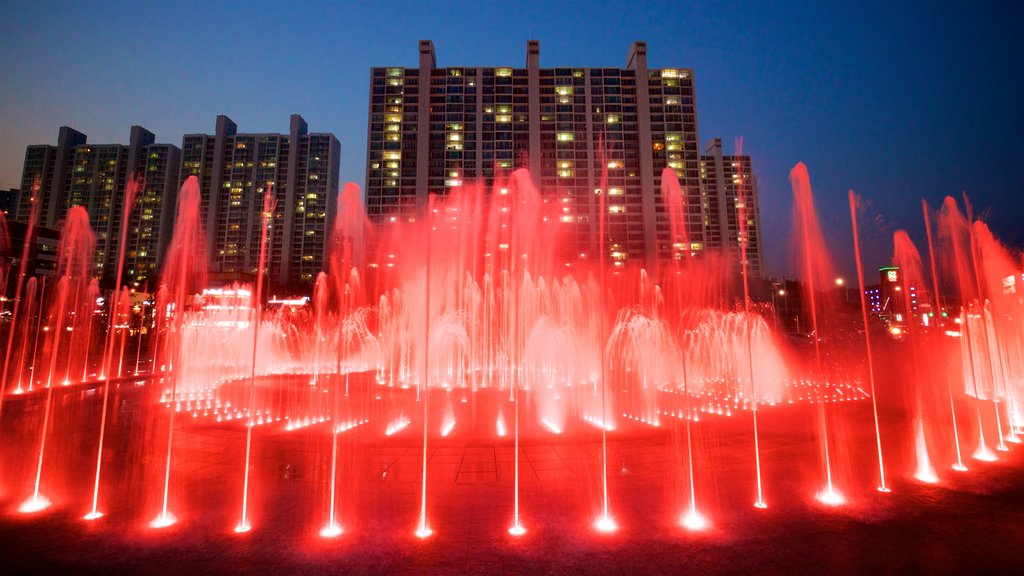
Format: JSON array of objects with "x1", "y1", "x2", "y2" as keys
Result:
[{"x1": 1, "y1": 361, "x2": 1023, "y2": 575}]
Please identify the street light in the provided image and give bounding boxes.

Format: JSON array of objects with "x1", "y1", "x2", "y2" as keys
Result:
[{"x1": 835, "y1": 277, "x2": 849, "y2": 303}]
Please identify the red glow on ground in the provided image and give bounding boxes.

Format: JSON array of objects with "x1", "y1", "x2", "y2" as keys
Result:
[
  {"x1": 594, "y1": 516, "x2": 618, "y2": 533},
  {"x1": 319, "y1": 524, "x2": 343, "y2": 538},
  {"x1": 680, "y1": 509, "x2": 709, "y2": 531},
  {"x1": 18, "y1": 495, "x2": 51, "y2": 514},
  {"x1": 149, "y1": 512, "x2": 178, "y2": 529},
  {"x1": 973, "y1": 445, "x2": 998, "y2": 462},
  {"x1": 815, "y1": 488, "x2": 846, "y2": 507}
]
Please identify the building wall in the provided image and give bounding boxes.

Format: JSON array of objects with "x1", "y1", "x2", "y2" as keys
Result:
[
  {"x1": 180, "y1": 115, "x2": 340, "y2": 287},
  {"x1": 701, "y1": 138, "x2": 763, "y2": 279},
  {"x1": 0, "y1": 188, "x2": 19, "y2": 220},
  {"x1": 365, "y1": 41, "x2": 717, "y2": 272},
  {"x1": 18, "y1": 126, "x2": 87, "y2": 228},
  {"x1": 17, "y1": 126, "x2": 180, "y2": 285}
]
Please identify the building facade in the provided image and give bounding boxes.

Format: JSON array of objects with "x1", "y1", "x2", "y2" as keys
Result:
[
  {"x1": 701, "y1": 138, "x2": 763, "y2": 279},
  {"x1": 0, "y1": 188, "x2": 18, "y2": 220},
  {"x1": 17, "y1": 126, "x2": 181, "y2": 285},
  {"x1": 365, "y1": 40, "x2": 761, "y2": 276},
  {"x1": 180, "y1": 115, "x2": 340, "y2": 287}
]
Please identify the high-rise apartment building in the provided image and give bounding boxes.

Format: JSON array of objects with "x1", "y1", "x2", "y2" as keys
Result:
[
  {"x1": 180, "y1": 115, "x2": 340, "y2": 287},
  {"x1": 18, "y1": 126, "x2": 87, "y2": 229},
  {"x1": 0, "y1": 188, "x2": 19, "y2": 220},
  {"x1": 17, "y1": 126, "x2": 181, "y2": 284},
  {"x1": 701, "y1": 138, "x2": 763, "y2": 279},
  {"x1": 366, "y1": 40, "x2": 761, "y2": 275}
]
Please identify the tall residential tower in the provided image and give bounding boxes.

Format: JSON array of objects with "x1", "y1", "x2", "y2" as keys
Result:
[
  {"x1": 365, "y1": 40, "x2": 759, "y2": 276},
  {"x1": 701, "y1": 138, "x2": 763, "y2": 279},
  {"x1": 180, "y1": 115, "x2": 340, "y2": 287},
  {"x1": 17, "y1": 126, "x2": 180, "y2": 284}
]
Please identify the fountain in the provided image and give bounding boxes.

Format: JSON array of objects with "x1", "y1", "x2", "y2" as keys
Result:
[{"x1": 0, "y1": 160, "x2": 1021, "y2": 551}]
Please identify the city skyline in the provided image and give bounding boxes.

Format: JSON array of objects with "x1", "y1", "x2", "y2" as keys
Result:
[{"x1": 1, "y1": 0, "x2": 1020, "y2": 279}]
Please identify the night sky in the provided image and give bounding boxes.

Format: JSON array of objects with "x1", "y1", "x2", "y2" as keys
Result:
[{"x1": 1, "y1": 0, "x2": 1020, "y2": 279}]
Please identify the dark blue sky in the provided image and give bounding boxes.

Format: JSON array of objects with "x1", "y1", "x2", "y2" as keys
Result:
[{"x1": 1, "y1": 0, "x2": 1020, "y2": 278}]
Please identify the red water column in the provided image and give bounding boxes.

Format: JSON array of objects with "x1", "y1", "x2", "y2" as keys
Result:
[
  {"x1": 849, "y1": 191, "x2": 889, "y2": 492},
  {"x1": 21, "y1": 206, "x2": 95, "y2": 514},
  {"x1": 936, "y1": 197, "x2": 997, "y2": 461},
  {"x1": 892, "y1": 229, "x2": 942, "y2": 481},
  {"x1": 151, "y1": 175, "x2": 208, "y2": 528},
  {"x1": 1, "y1": 179, "x2": 41, "y2": 410},
  {"x1": 101, "y1": 175, "x2": 140, "y2": 379},
  {"x1": 789, "y1": 163, "x2": 844, "y2": 505}
]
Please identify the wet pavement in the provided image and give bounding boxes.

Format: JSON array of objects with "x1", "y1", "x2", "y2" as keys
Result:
[{"x1": 1, "y1": 378, "x2": 1023, "y2": 575}]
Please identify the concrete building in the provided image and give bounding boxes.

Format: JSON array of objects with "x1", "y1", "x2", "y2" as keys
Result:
[
  {"x1": 2, "y1": 220, "x2": 60, "y2": 285},
  {"x1": 365, "y1": 40, "x2": 761, "y2": 276},
  {"x1": 180, "y1": 115, "x2": 340, "y2": 287},
  {"x1": 701, "y1": 138, "x2": 763, "y2": 279},
  {"x1": 18, "y1": 126, "x2": 86, "y2": 229},
  {"x1": 0, "y1": 188, "x2": 18, "y2": 220},
  {"x1": 17, "y1": 126, "x2": 181, "y2": 285}
]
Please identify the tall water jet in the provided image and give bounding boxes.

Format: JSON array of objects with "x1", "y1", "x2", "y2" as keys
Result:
[
  {"x1": 101, "y1": 176, "x2": 141, "y2": 379},
  {"x1": 320, "y1": 183, "x2": 366, "y2": 539},
  {"x1": 415, "y1": 194, "x2": 435, "y2": 540},
  {"x1": 1, "y1": 179, "x2": 40, "y2": 416},
  {"x1": 971, "y1": 220, "x2": 1023, "y2": 443},
  {"x1": 236, "y1": 183, "x2": 275, "y2": 534},
  {"x1": 922, "y1": 199, "x2": 967, "y2": 471},
  {"x1": 152, "y1": 176, "x2": 208, "y2": 529},
  {"x1": 21, "y1": 206, "x2": 95, "y2": 514},
  {"x1": 593, "y1": 140, "x2": 616, "y2": 533},
  {"x1": 85, "y1": 285, "x2": 124, "y2": 520},
  {"x1": 12, "y1": 278, "x2": 38, "y2": 395},
  {"x1": 678, "y1": 325, "x2": 707, "y2": 531},
  {"x1": 892, "y1": 229, "x2": 940, "y2": 483},
  {"x1": 735, "y1": 163, "x2": 767, "y2": 509},
  {"x1": 963, "y1": 197, "x2": 1010, "y2": 453},
  {"x1": 790, "y1": 163, "x2": 843, "y2": 506},
  {"x1": 85, "y1": 174, "x2": 140, "y2": 520},
  {"x1": 849, "y1": 191, "x2": 888, "y2": 492},
  {"x1": 937, "y1": 197, "x2": 995, "y2": 462}
]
